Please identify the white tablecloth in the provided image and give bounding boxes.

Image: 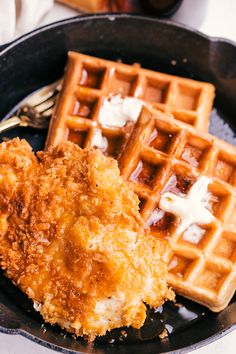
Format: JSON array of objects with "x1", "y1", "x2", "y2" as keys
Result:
[{"x1": 0, "y1": 0, "x2": 236, "y2": 353}]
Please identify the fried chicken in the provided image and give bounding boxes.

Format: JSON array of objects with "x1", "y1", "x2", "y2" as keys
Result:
[{"x1": 0, "y1": 138, "x2": 173, "y2": 341}]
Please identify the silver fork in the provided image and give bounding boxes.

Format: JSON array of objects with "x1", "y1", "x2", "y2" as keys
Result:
[{"x1": 0, "y1": 79, "x2": 62, "y2": 133}]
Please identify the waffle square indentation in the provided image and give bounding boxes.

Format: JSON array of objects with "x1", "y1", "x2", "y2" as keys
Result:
[
  {"x1": 144, "y1": 77, "x2": 170, "y2": 103},
  {"x1": 79, "y1": 65, "x2": 106, "y2": 89},
  {"x1": 162, "y1": 172, "x2": 196, "y2": 196},
  {"x1": 67, "y1": 129, "x2": 89, "y2": 147},
  {"x1": 207, "y1": 181, "x2": 232, "y2": 220},
  {"x1": 213, "y1": 151, "x2": 236, "y2": 186},
  {"x1": 178, "y1": 223, "x2": 216, "y2": 250},
  {"x1": 227, "y1": 205, "x2": 236, "y2": 225},
  {"x1": 108, "y1": 70, "x2": 138, "y2": 96},
  {"x1": 145, "y1": 207, "x2": 176, "y2": 239},
  {"x1": 168, "y1": 254, "x2": 194, "y2": 279},
  {"x1": 213, "y1": 231, "x2": 236, "y2": 262},
  {"x1": 181, "y1": 134, "x2": 212, "y2": 170},
  {"x1": 195, "y1": 262, "x2": 229, "y2": 293},
  {"x1": 91, "y1": 129, "x2": 125, "y2": 158},
  {"x1": 173, "y1": 84, "x2": 201, "y2": 111},
  {"x1": 101, "y1": 133, "x2": 124, "y2": 158},
  {"x1": 146, "y1": 127, "x2": 177, "y2": 154},
  {"x1": 72, "y1": 95, "x2": 98, "y2": 118},
  {"x1": 129, "y1": 159, "x2": 164, "y2": 189}
]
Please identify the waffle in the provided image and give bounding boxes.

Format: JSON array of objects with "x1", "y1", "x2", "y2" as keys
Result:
[
  {"x1": 56, "y1": 0, "x2": 110, "y2": 12},
  {"x1": 118, "y1": 105, "x2": 236, "y2": 312},
  {"x1": 46, "y1": 52, "x2": 215, "y2": 156}
]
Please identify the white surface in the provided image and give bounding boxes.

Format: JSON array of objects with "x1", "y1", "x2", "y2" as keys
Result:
[
  {"x1": 0, "y1": 0, "x2": 54, "y2": 44},
  {"x1": 0, "y1": 0, "x2": 236, "y2": 353}
]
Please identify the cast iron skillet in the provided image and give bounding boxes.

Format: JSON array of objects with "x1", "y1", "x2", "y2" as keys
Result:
[{"x1": 0, "y1": 14, "x2": 236, "y2": 354}]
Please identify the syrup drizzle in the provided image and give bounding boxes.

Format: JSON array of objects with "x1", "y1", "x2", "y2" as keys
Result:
[{"x1": 100, "y1": 299, "x2": 206, "y2": 343}]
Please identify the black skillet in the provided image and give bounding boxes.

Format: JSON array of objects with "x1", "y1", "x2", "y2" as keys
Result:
[{"x1": 0, "y1": 14, "x2": 236, "y2": 354}]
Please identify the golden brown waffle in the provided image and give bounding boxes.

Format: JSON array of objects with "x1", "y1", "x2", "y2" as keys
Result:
[
  {"x1": 56, "y1": 0, "x2": 110, "y2": 12},
  {"x1": 46, "y1": 52, "x2": 215, "y2": 156},
  {"x1": 118, "y1": 105, "x2": 236, "y2": 312}
]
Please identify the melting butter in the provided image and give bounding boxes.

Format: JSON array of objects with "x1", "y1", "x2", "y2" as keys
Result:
[
  {"x1": 98, "y1": 95, "x2": 143, "y2": 127},
  {"x1": 159, "y1": 176, "x2": 215, "y2": 235}
]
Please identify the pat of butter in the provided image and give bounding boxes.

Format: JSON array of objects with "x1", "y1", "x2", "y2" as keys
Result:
[
  {"x1": 159, "y1": 176, "x2": 215, "y2": 235},
  {"x1": 98, "y1": 95, "x2": 143, "y2": 127},
  {"x1": 91, "y1": 129, "x2": 108, "y2": 151}
]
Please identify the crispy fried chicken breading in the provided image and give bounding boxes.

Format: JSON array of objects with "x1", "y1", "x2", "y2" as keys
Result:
[{"x1": 0, "y1": 138, "x2": 173, "y2": 341}]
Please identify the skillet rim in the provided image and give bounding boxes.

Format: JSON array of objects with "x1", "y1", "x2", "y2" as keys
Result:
[{"x1": 1, "y1": 13, "x2": 236, "y2": 55}]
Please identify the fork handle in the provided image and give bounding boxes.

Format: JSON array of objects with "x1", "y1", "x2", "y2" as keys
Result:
[{"x1": 0, "y1": 116, "x2": 25, "y2": 133}]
